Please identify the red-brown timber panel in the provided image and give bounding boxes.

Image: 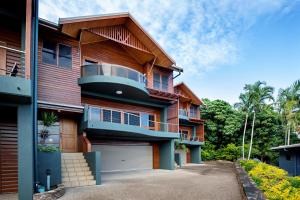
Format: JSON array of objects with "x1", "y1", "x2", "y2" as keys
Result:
[
  {"x1": 0, "y1": 25, "x2": 24, "y2": 77},
  {"x1": 82, "y1": 97, "x2": 161, "y2": 130},
  {"x1": 0, "y1": 122, "x2": 18, "y2": 193},
  {"x1": 81, "y1": 40, "x2": 144, "y2": 73},
  {"x1": 187, "y1": 151, "x2": 191, "y2": 163},
  {"x1": 167, "y1": 102, "x2": 179, "y2": 133},
  {"x1": 38, "y1": 28, "x2": 81, "y2": 106},
  {"x1": 152, "y1": 143, "x2": 160, "y2": 169},
  {"x1": 196, "y1": 124, "x2": 205, "y2": 142}
]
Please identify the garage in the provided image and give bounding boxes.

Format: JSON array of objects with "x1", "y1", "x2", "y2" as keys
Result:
[{"x1": 92, "y1": 143, "x2": 153, "y2": 172}]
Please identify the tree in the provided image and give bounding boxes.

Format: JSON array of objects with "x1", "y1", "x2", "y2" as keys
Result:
[
  {"x1": 242, "y1": 81, "x2": 274, "y2": 160},
  {"x1": 234, "y1": 92, "x2": 252, "y2": 160},
  {"x1": 277, "y1": 79, "x2": 300, "y2": 144}
]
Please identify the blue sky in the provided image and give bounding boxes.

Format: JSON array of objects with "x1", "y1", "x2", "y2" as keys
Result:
[{"x1": 39, "y1": 0, "x2": 300, "y2": 104}]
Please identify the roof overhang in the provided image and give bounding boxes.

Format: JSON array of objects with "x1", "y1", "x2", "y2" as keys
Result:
[
  {"x1": 58, "y1": 12, "x2": 176, "y2": 69},
  {"x1": 174, "y1": 82, "x2": 204, "y2": 105},
  {"x1": 271, "y1": 143, "x2": 300, "y2": 150}
]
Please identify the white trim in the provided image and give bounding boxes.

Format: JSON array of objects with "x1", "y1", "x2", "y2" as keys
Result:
[{"x1": 38, "y1": 100, "x2": 84, "y2": 109}]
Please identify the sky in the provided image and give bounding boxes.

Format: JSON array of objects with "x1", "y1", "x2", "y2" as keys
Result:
[{"x1": 39, "y1": 0, "x2": 300, "y2": 104}]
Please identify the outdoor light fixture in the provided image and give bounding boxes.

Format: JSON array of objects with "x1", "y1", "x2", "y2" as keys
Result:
[{"x1": 116, "y1": 90, "x2": 123, "y2": 95}]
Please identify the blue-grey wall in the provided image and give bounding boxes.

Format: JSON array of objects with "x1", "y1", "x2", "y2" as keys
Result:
[
  {"x1": 159, "y1": 140, "x2": 175, "y2": 170},
  {"x1": 84, "y1": 151, "x2": 101, "y2": 185},
  {"x1": 190, "y1": 146, "x2": 202, "y2": 164},
  {"x1": 279, "y1": 149, "x2": 300, "y2": 176}
]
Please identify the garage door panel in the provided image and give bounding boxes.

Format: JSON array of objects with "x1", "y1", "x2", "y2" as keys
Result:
[{"x1": 92, "y1": 144, "x2": 153, "y2": 172}]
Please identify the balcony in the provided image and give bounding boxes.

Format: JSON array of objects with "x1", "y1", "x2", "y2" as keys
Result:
[
  {"x1": 83, "y1": 106, "x2": 179, "y2": 140},
  {"x1": 0, "y1": 45, "x2": 31, "y2": 103},
  {"x1": 78, "y1": 64, "x2": 149, "y2": 100},
  {"x1": 179, "y1": 132, "x2": 203, "y2": 146}
]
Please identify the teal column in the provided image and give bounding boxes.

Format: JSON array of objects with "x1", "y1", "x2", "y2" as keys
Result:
[
  {"x1": 18, "y1": 104, "x2": 33, "y2": 200},
  {"x1": 159, "y1": 139, "x2": 175, "y2": 170},
  {"x1": 190, "y1": 146, "x2": 202, "y2": 164}
]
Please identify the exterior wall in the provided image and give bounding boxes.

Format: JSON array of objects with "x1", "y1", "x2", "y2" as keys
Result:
[
  {"x1": 279, "y1": 149, "x2": 300, "y2": 176},
  {"x1": 152, "y1": 143, "x2": 160, "y2": 169},
  {"x1": 196, "y1": 124, "x2": 205, "y2": 142},
  {"x1": 81, "y1": 41, "x2": 144, "y2": 73},
  {"x1": 38, "y1": 28, "x2": 81, "y2": 106}
]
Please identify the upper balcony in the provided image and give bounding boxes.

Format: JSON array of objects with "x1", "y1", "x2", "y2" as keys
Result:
[
  {"x1": 82, "y1": 105, "x2": 179, "y2": 140},
  {"x1": 0, "y1": 46, "x2": 31, "y2": 103},
  {"x1": 78, "y1": 64, "x2": 149, "y2": 100}
]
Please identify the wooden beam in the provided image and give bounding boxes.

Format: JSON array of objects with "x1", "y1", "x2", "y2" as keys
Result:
[{"x1": 25, "y1": 0, "x2": 32, "y2": 79}]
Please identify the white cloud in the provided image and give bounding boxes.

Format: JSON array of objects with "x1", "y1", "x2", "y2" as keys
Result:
[{"x1": 39, "y1": 0, "x2": 297, "y2": 96}]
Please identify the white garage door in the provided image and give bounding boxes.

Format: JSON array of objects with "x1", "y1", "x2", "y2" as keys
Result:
[{"x1": 92, "y1": 144, "x2": 153, "y2": 172}]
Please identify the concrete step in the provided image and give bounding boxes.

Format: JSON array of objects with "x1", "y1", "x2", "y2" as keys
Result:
[
  {"x1": 63, "y1": 180, "x2": 96, "y2": 188},
  {"x1": 61, "y1": 153, "x2": 96, "y2": 188}
]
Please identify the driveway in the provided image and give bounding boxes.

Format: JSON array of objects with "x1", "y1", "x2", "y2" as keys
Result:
[{"x1": 60, "y1": 161, "x2": 243, "y2": 200}]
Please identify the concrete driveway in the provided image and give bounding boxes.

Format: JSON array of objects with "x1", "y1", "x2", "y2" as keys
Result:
[{"x1": 60, "y1": 161, "x2": 242, "y2": 200}]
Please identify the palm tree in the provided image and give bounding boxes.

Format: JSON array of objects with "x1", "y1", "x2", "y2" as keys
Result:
[
  {"x1": 234, "y1": 92, "x2": 251, "y2": 160},
  {"x1": 277, "y1": 79, "x2": 300, "y2": 145},
  {"x1": 243, "y1": 81, "x2": 274, "y2": 160}
]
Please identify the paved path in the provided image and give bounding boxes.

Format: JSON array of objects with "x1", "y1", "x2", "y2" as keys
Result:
[{"x1": 60, "y1": 161, "x2": 243, "y2": 200}]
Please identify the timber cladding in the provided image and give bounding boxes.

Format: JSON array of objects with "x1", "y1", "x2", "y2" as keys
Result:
[
  {"x1": 38, "y1": 28, "x2": 81, "y2": 106},
  {"x1": 81, "y1": 40, "x2": 145, "y2": 73}
]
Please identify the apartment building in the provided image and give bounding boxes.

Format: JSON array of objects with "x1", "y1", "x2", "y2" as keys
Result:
[{"x1": 0, "y1": 9, "x2": 205, "y2": 198}]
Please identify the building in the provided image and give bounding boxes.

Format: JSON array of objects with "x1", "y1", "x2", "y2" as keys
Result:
[
  {"x1": 0, "y1": 10, "x2": 205, "y2": 198},
  {"x1": 174, "y1": 83, "x2": 205, "y2": 165},
  {"x1": 0, "y1": 0, "x2": 38, "y2": 199},
  {"x1": 271, "y1": 144, "x2": 300, "y2": 176}
]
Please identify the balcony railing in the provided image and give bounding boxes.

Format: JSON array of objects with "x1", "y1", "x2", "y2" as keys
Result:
[
  {"x1": 178, "y1": 109, "x2": 200, "y2": 120},
  {"x1": 0, "y1": 45, "x2": 26, "y2": 78},
  {"x1": 180, "y1": 133, "x2": 200, "y2": 142},
  {"x1": 81, "y1": 64, "x2": 146, "y2": 86},
  {"x1": 88, "y1": 106, "x2": 179, "y2": 133},
  {"x1": 179, "y1": 109, "x2": 188, "y2": 117}
]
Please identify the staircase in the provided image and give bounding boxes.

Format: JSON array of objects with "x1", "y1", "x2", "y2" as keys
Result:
[{"x1": 61, "y1": 153, "x2": 96, "y2": 187}]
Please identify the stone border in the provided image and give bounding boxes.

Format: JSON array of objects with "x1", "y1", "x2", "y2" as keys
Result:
[
  {"x1": 234, "y1": 162, "x2": 266, "y2": 200},
  {"x1": 33, "y1": 184, "x2": 65, "y2": 200}
]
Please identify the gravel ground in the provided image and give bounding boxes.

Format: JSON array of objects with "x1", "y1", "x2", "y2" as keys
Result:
[{"x1": 59, "y1": 160, "x2": 243, "y2": 200}]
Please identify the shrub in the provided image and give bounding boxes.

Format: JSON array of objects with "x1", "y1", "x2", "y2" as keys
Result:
[
  {"x1": 240, "y1": 160, "x2": 300, "y2": 199},
  {"x1": 38, "y1": 145, "x2": 60, "y2": 152}
]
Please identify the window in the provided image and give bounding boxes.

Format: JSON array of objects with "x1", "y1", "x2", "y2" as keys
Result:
[
  {"x1": 180, "y1": 130, "x2": 189, "y2": 140},
  {"x1": 190, "y1": 105, "x2": 198, "y2": 118},
  {"x1": 103, "y1": 109, "x2": 112, "y2": 122},
  {"x1": 42, "y1": 40, "x2": 57, "y2": 65},
  {"x1": 161, "y1": 75, "x2": 168, "y2": 91},
  {"x1": 153, "y1": 72, "x2": 169, "y2": 92},
  {"x1": 124, "y1": 112, "x2": 140, "y2": 126},
  {"x1": 112, "y1": 111, "x2": 121, "y2": 123},
  {"x1": 153, "y1": 73, "x2": 160, "y2": 90},
  {"x1": 58, "y1": 44, "x2": 72, "y2": 68},
  {"x1": 42, "y1": 40, "x2": 72, "y2": 68}
]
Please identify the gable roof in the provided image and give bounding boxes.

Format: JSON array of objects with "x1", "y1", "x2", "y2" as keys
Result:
[
  {"x1": 58, "y1": 12, "x2": 182, "y2": 71},
  {"x1": 174, "y1": 82, "x2": 204, "y2": 105}
]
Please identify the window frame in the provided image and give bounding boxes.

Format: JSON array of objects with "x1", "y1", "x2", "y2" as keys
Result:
[
  {"x1": 153, "y1": 71, "x2": 169, "y2": 92},
  {"x1": 41, "y1": 40, "x2": 73, "y2": 69}
]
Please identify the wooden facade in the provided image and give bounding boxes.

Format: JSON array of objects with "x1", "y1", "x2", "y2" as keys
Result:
[{"x1": 38, "y1": 27, "x2": 81, "y2": 106}]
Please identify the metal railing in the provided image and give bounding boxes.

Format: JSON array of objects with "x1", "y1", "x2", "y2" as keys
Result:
[
  {"x1": 81, "y1": 64, "x2": 146, "y2": 86},
  {"x1": 179, "y1": 109, "x2": 188, "y2": 117},
  {"x1": 88, "y1": 106, "x2": 179, "y2": 133},
  {"x1": 0, "y1": 45, "x2": 26, "y2": 77},
  {"x1": 180, "y1": 132, "x2": 200, "y2": 142}
]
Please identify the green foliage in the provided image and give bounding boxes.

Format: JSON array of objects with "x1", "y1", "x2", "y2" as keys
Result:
[
  {"x1": 38, "y1": 145, "x2": 60, "y2": 152},
  {"x1": 240, "y1": 160, "x2": 300, "y2": 200},
  {"x1": 175, "y1": 141, "x2": 188, "y2": 152},
  {"x1": 41, "y1": 112, "x2": 58, "y2": 127}
]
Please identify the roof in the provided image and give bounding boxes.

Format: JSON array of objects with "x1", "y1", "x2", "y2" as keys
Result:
[
  {"x1": 174, "y1": 82, "x2": 204, "y2": 105},
  {"x1": 57, "y1": 12, "x2": 179, "y2": 70},
  {"x1": 271, "y1": 143, "x2": 300, "y2": 150}
]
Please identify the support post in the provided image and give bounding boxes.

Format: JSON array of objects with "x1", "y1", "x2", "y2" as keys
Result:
[
  {"x1": 159, "y1": 139, "x2": 175, "y2": 170},
  {"x1": 190, "y1": 146, "x2": 202, "y2": 164}
]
